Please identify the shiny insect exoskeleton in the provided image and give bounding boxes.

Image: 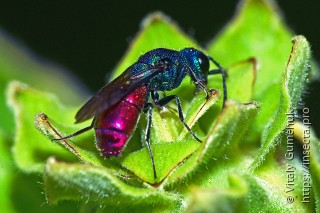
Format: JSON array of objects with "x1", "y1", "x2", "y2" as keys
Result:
[{"x1": 53, "y1": 47, "x2": 227, "y2": 179}]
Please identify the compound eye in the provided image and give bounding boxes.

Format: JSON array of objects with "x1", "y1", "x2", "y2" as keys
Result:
[{"x1": 197, "y1": 53, "x2": 210, "y2": 75}]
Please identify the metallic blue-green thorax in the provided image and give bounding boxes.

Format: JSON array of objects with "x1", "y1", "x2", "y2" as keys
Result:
[{"x1": 130, "y1": 48, "x2": 206, "y2": 92}]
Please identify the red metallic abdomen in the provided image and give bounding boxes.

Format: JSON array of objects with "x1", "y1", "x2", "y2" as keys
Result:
[{"x1": 94, "y1": 85, "x2": 147, "y2": 157}]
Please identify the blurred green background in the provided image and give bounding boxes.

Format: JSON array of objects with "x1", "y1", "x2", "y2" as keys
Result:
[{"x1": 0, "y1": 0, "x2": 319, "y2": 132}]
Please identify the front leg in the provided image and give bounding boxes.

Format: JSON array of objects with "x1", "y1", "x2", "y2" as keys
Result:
[
  {"x1": 155, "y1": 95, "x2": 202, "y2": 143},
  {"x1": 208, "y1": 57, "x2": 227, "y2": 108}
]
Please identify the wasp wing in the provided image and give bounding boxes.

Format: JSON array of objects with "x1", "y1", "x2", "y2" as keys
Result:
[{"x1": 75, "y1": 64, "x2": 163, "y2": 123}]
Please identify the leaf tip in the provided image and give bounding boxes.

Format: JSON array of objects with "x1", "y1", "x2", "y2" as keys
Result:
[
  {"x1": 291, "y1": 35, "x2": 310, "y2": 52},
  {"x1": 6, "y1": 80, "x2": 28, "y2": 108},
  {"x1": 34, "y1": 113, "x2": 52, "y2": 138},
  {"x1": 46, "y1": 156, "x2": 58, "y2": 169},
  {"x1": 140, "y1": 11, "x2": 172, "y2": 29}
]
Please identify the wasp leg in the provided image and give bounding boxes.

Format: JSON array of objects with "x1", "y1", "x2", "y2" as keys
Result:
[
  {"x1": 156, "y1": 95, "x2": 202, "y2": 143},
  {"x1": 52, "y1": 117, "x2": 95, "y2": 141},
  {"x1": 143, "y1": 102, "x2": 157, "y2": 179},
  {"x1": 208, "y1": 57, "x2": 227, "y2": 108}
]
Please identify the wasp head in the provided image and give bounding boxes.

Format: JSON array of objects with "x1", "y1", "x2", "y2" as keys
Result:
[{"x1": 180, "y1": 48, "x2": 210, "y2": 91}]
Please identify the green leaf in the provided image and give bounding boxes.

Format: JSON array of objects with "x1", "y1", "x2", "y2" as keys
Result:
[
  {"x1": 223, "y1": 58, "x2": 257, "y2": 103},
  {"x1": 167, "y1": 101, "x2": 259, "y2": 184},
  {"x1": 7, "y1": 81, "x2": 80, "y2": 173},
  {"x1": 121, "y1": 141, "x2": 200, "y2": 184},
  {"x1": 149, "y1": 106, "x2": 181, "y2": 143},
  {"x1": 293, "y1": 122, "x2": 320, "y2": 210},
  {"x1": 200, "y1": 101, "x2": 259, "y2": 162},
  {"x1": 0, "y1": 131, "x2": 15, "y2": 212},
  {"x1": 252, "y1": 157, "x2": 315, "y2": 212},
  {"x1": 284, "y1": 36, "x2": 311, "y2": 106},
  {"x1": 207, "y1": 0, "x2": 294, "y2": 143},
  {"x1": 0, "y1": 130, "x2": 79, "y2": 212},
  {"x1": 11, "y1": 172, "x2": 79, "y2": 213},
  {"x1": 44, "y1": 158, "x2": 181, "y2": 212},
  {"x1": 250, "y1": 36, "x2": 311, "y2": 171},
  {"x1": 187, "y1": 174, "x2": 249, "y2": 213},
  {"x1": 310, "y1": 140, "x2": 320, "y2": 210},
  {"x1": 187, "y1": 164, "x2": 313, "y2": 212},
  {"x1": 310, "y1": 137, "x2": 320, "y2": 210},
  {"x1": 179, "y1": 90, "x2": 221, "y2": 141},
  {"x1": 208, "y1": 0, "x2": 292, "y2": 94},
  {"x1": 243, "y1": 175, "x2": 293, "y2": 212}
]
